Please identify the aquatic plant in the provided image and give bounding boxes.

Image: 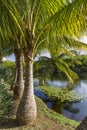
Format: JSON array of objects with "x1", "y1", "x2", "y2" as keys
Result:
[{"x1": 38, "y1": 86, "x2": 83, "y2": 103}]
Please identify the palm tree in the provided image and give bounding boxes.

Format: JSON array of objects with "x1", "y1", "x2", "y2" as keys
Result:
[
  {"x1": 16, "y1": 0, "x2": 87, "y2": 125},
  {"x1": 0, "y1": 0, "x2": 87, "y2": 125},
  {"x1": 0, "y1": 41, "x2": 24, "y2": 100},
  {"x1": 0, "y1": 1, "x2": 25, "y2": 114},
  {"x1": 34, "y1": 36, "x2": 87, "y2": 86},
  {"x1": 0, "y1": 37, "x2": 24, "y2": 115},
  {"x1": 0, "y1": 52, "x2": 3, "y2": 64},
  {"x1": 12, "y1": 46, "x2": 24, "y2": 115},
  {"x1": 13, "y1": 46, "x2": 24, "y2": 100}
]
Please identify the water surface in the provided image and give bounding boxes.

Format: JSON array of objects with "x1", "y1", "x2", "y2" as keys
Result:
[{"x1": 34, "y1": 77, "x2": 87, "y2": 121}]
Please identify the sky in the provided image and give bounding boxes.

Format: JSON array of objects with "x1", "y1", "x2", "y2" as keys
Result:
[
  {"x1": 3, "y1": 54, "x2": 15, "y2": 61},
  {"x1": 80, "y1": 35, "x2": 87, "y2": 44},
  {"x1": 79, "y1": 35, "x2": 87, "y2": 54}
]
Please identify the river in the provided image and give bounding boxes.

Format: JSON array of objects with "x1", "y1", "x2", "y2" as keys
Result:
[{"x1": 34, "y1": 77, "x2": 87, "y2": 121}]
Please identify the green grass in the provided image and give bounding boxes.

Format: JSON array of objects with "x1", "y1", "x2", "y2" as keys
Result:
[
  {"x1": 0, "y1": 83, "x2": 79, "y2": 129},
  {"x1": 36, "y1": 96, "x2": 80, "y2": 128}
]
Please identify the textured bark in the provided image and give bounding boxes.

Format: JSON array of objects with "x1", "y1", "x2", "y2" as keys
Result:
[
  {"x1": 10, "y1": 53, "x2": 18, "y2": 91},
  {"x1": 16, "y1": 51, "x2": 37, "y2": 125},
  {"x1": 12, "y1": 49, "x2": 24, "y2": 115},
  {"x1": 13, "y1": 49, "x2": 24, "y2": 99},
  {"x1": 76, "y1": 116, "x2": 87, "y2": 130},
  {"x1": 0, "y1": 52, "x2": 3, "y2": 64}
]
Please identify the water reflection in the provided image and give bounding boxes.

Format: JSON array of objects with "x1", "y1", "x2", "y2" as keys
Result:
[
  {"x1": 74, "y1": 80, "x2": 87, "y2": 98},
  {"x1": 52, "y1": 100, "x2": 64, "y2": 113},
  {"x1": 63, "y1": 79, "x2": 87, "y2": 121},
  {"x1": 63, "y1": 100, "x2": 87, "y2": 121},
  {"x1": 45, "y1": 100, "x2": 80, "y2": 121},
  {"x1": 47, "y1": 80, "x2": 68, "y2": 87},
  {"x1": 34, "y1": 78, "x2": 87, "y2": 121}
]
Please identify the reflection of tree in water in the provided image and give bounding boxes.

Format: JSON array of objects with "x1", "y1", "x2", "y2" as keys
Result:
[
  {"x1": 52, "y1": 100, "x2": 64, "y2": 113},
  {"x1": 52, "y1": 101, "x2": 80, "y2": 114},
  {"x1": 64, "y1": 102, "x2": 80, "y2": 113}
]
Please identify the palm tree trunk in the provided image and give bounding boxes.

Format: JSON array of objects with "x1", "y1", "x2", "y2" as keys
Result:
[
  {"x1": 13, "y1": 49, "x2": 24, "y2": 100},
  {"x1": 12, "y1": 49, "x2": 24, "y2": 116},
  {"x1": 10, "y1": 53, "x2": 18, "y2": 91},
  {"x1": 0, "y1": 52, "x2": 3, "y2": 64},
  {"x1": 16, "y1": 50, "x2": 36, "y2": 125}
]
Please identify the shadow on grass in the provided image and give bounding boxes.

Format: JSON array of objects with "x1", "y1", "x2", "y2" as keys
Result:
[{"x1": 0, "y1": 118, "x2": 20, "y2": 129}]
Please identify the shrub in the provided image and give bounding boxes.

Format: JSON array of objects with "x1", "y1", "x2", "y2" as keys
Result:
[{"x1": 0, "y1": 84, "x2": 13, "y2": 123}]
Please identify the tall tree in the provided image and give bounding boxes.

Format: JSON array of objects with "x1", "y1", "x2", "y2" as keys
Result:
[
  {"x1": 13, "y1": 46, "x2": 24, "y2": 100},
  {"x1": 12, "y1": 45, "x2": 24, "y2": 115},
  {"x1": 0, "y1": 0, "x2": 87, "y2": 126},
  {"x1": 0, "y1": 0, "x2": 25, "y2": 115},
  {"x1": 16, "y1": 0, "x2": 87, "y2": 125}
]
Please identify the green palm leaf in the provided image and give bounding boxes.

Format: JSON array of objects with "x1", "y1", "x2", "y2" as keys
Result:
[
  {"x1": 55, "y1": 58, "x2": 78, "y2": 84},
  {"x1": 0, "y1": 0, "x2": 24, "y2": 41}
]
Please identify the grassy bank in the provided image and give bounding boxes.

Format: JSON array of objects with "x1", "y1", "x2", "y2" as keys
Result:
[
  {"x1": 0, "y1": 86, "x2": 79, "y2": 130},
  {"x1": 36, "y1": 97, "x2": 79, "y2": 128}
]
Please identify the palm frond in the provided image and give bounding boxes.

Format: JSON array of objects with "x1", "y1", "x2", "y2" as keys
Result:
[
  {"x1": 0, "y1": 0, "x2": 24, "y2": 41},
  {"x1": 63, "y1": 36, "x2": 87, "y2": 51},
  {"x1": 55, "y1": 58, "x2": 78, "y2": 84},
  {"x1": 33, "y1": 0, "x2": 87, "y2": 52},
  {"x1": 49, "y1": 0, "x2": 87, "y2": 37}
]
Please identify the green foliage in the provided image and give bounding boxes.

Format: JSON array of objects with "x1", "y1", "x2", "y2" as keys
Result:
[
  {"x1": 68, "y1": 54, "x2": 87, "y2": 76},
  {"x1": 38, "y1": 86, "x2": 83, "y2": 103},
  {"x1": 0, "y1": 0, "x2": 24, "y2": 43},
  {"x1": 0, "y1": 61, "x2": 15, "y2": 85},
  {"x1": 34, "y1": 57, "x2": 54, "y2": 82},
  {"x1": 0, "y1": 84, "x2": 13, "y2": 123},
  {"x1": 34, "y1": 55, "x2": 78, "y2": 85},
  {"x1": 55, "y1": 57, "x2": 78, "y2": 84}
]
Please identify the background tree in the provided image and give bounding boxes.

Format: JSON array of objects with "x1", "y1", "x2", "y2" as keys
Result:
[
  {"x1": 34, "y1": 36, "x2": 87, "y2": 85},
  {"x1": 0, "y1": 1, "x2": 25, "y2": 115}
]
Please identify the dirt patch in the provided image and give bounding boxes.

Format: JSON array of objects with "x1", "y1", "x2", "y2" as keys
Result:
[{"x1": 0, "y1": 116, "x2": 75, "y2": 130}]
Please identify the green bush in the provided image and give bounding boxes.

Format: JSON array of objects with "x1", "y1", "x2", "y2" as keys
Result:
[
  {"x1": 0, "y1": 61, "x2": 15, "y2": 85},
  {"x1": 0, "y1": 84, "x2": 13, "y2": 123},
  {"x1": 38, "y1": 86, "x2": 83, "y2": 102}
]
